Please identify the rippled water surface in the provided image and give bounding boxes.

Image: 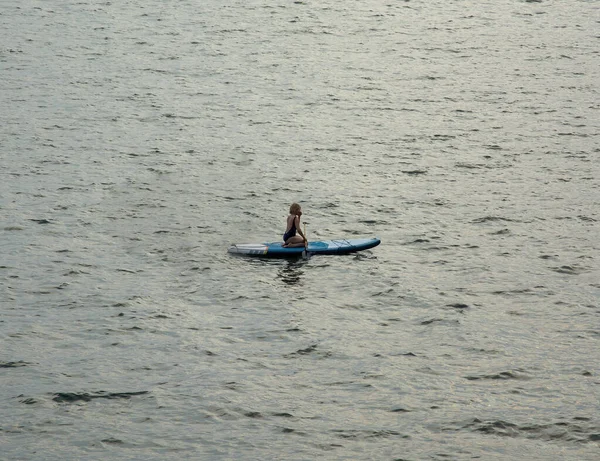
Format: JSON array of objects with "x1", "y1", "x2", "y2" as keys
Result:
[{"x1": 1, "y1": 0, "x2": 599, "y2": 459}]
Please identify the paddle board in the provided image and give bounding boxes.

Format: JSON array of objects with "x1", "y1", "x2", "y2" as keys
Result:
[{"x1": 228, "y1": 237, "x2": 380, "y2": 257}]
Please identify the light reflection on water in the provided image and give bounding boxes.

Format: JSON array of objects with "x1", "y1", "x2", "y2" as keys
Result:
[{"x1": 1, "y1": 0, "x2": 599, "y2": 459}]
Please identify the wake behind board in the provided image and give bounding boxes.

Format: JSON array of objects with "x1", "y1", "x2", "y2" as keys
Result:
[{"x1": 228, "y1": 237, "x2": 380, "y2": 258}]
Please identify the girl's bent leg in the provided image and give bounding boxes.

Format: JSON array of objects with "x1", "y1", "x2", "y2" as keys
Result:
[{"x1": 284, "y1": 236, "x2": 305, "y2": 247}]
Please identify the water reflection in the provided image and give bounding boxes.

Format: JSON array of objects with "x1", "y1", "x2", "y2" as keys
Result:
[{"x1": 278, "y1": 260, "x2": 304, "y2": 286}]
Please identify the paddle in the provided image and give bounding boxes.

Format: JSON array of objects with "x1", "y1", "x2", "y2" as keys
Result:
[{"x1": 302, "y1": 223, "x2": 308, "y2": 258}]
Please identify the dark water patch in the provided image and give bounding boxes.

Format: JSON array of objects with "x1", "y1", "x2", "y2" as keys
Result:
[
  {"x1": 162, "y1": 113, "x2": 198, "y2": 120},
  {"x1": 454, "y1": 417, "x2": 600, "y2": 444},
  {"x1": 455, "y1": 162, "x2": 483, "y2": 169},
  {"x1": 314, "y1": 147, "x2": 345, "y2": 153},
  {"x1": 558, "y1": 132, "x2": 589, "y2": 138},
  {"x1": 429, "y1": 135, "x2": 455, "y2": 143},
  {"x1": 416, "y1": 315, "x2": 443, "y2": 329},
  {"x1": 187, "y1": 266, "x2": 211, "y2": 272},
  {"x1": 405, "y1": 238, "x2": 430, "y2": 244},
  {"x1": 101, "y1": 438, "x2": 124, "y2": 444},
  {"x1": 578, "y1": 215, "x2": 597, "y2": 222},
  {"x1": 4, "y1": 226, "x2": 24, "y2": 231},
  {"x1": 151, "y1": 314, "x2": 170, "y2": 319},
  {"x1": 116, "y1": 268, "x2": 138, "y2": 274},
  {"x1": 373, "y1": 288, "x2": 394, "y2": 297},
  {"x1": 0, "y1": 361, "x2": 30, "y2": 368},
  {"x1": 52, "y1": 391, "x2": 149, "y2": 403},
  {"x1": 391, "y1": 407, "x2": 411, "y2": 413},
  {"x1": 332, "y1": 429, "x2": 409, "y2": 440},
  {"x1": 402, "y1": 169, "x2": 427, "y2": 175},
  {"x1": 464, "y1": 370, "x2": 530, "y2": 381},
  {"x1": 491, "y1": 228, "x2": 511, "y2": 235},
  {"x1": 63, "y1": 269, "x2": 89, "y2": 276},
  {"x1": 472, "y1": 216, "x2": 518, "y2": 224},
  {"x1": 280, "y1": 427, "x2": 301, "y2": 434},
  {"x1": 19, "y1": 397, "x2": 38, "y2": 405},
  {"x1": 420, "y1": 318, "x2": 456, "y2": 326},
  {"x1": 551, "y1": 265, "x2": 587, "y2": 275},
  {"x1": 492, "y1": 288, "x2": 535, "y2": 296},
  {"x1": 224, "y1": 382, "x2": 240, "y2": 391},
  {"x1": 285, "y1": 344, "x2": 319, "y2": 357},
  {"x1": 467, "y1": 347, "x2": 503, "y2": 355},
  {"x1": 359, "y1": 219, "x2": 385, "y2": 225},
  {"x1": 446, "y1": 303, "x2": 469, "y2": 309},
  {"x1": 29, "y1": 219, "x2": 52, "y2": 224}
]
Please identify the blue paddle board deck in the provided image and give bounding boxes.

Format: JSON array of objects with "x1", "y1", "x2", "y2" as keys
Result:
[{"x1": 228, "y1": 237, "x2": 380, "y2": 258}]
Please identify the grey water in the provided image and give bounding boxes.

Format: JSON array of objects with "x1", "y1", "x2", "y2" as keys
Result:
[{"x1": 1, "y1": 0, "x2": 599, "y2": 459}]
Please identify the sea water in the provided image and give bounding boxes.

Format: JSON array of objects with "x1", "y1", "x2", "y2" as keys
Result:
[{"x1": 1, "y1": 1, "x2": 599, "y2": 459}]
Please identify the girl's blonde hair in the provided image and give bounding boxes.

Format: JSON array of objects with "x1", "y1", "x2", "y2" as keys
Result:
[{"x1": 289, "y1": 203, "x2": 301, "y2": 214}]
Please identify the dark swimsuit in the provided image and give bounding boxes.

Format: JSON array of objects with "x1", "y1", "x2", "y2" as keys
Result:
[{"x1": 283, "y1": 217, "x2": 297, "y2": 242}]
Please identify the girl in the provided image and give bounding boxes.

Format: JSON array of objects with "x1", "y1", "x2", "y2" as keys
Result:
[{"x1": 282, "y1": 203, "x2": 307, "y2": 247}]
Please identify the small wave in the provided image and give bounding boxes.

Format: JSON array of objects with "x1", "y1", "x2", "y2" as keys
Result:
[
  {"x1": 390, "y1": 407, "x2": 412, "y2": 413},
  {"x1": 420, "y1": 318, "x2": 460, "y2": 326},
  {"x1": 472, "y1": 216, "x2": 518, "y2": 224},
  {"x1": 359, "y1": 219, "x2": 386, "y2": 225},
  {"x1": 285, "y1": 344, "x2": 318, "y2": 357},
  {"x1": 421, "y1": 318, "x2": 443, "y2": 325},
  {"x1": 332, "y1": 429, "x2": 409, "y2": 440},
  {"x1": 464, "y1": 370, "x2": 530, "y2": 381},
  {"x1": 446, "y1": 303, "x2": 469, "y2": 309},
  {"x1": 578, "y1": 215, "x2": 597, "y2": 222},
  {"x1": 402, "y1": 169, "x2": 427, "y2": 175},
  {"x1": 52, "y1": 391, "x2": 149, "y2": 403},
  {"x1": 272, "y1": 412, "x2": 294, "y2": 418},
  {"x1": 101, "y1": 438, "x2": 124, "y2": 444},
  {"x1": 456, "y1": 417, "x2": 600, "y2": 444},
  {"x1": 552, "y1": 265, "x2": 587, "y2": 275},
  {"x1": 455, "y1": 162, "x2": 483, "y2": 169},
  {"x1": 492, "y1": 288, "x2": 535, "y2": 296},
  {"x1": 0, "y1": 361, "x2": 30, "y2": 368},
  {"x1": 405, "y1": 238, "x2": 430, "y2": 244}
]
